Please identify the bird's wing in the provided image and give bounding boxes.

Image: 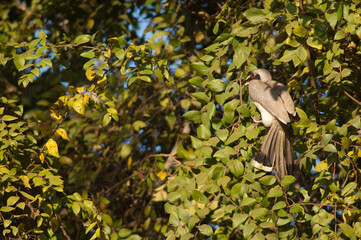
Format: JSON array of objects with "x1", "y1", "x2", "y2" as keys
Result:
[
  {"x1": 249, "y1": 80, "x2": 290, "y2": 124},
  {"x1": 267, "y1": 80, "x2": 296, "y2": 116}
]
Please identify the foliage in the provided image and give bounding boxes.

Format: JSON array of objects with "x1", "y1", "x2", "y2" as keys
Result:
[{"x1": 1, "y1": 0, "x2": 361, "y2": 239}]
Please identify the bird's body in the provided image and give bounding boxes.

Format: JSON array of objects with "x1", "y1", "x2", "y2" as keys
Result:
[{"x1": 248, "y1": 69, "x2": 296, "y2": 180}]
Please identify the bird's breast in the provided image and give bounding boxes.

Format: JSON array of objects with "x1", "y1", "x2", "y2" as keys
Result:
[{"x1": 253, "y1": 102, "x2": 275, "y2": 127}]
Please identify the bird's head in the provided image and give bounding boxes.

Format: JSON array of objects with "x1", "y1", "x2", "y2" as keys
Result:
[{"x1": 246, "y1": 68, "x2": 272, "y2": 83}]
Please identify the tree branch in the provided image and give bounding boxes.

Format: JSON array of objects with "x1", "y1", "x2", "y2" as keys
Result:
[
  {"x1": 338, "y1": 85, "x2": 361, "y2": 106},
  {"x1": 299, "y1": 0, "x2": 321, "y2": 123}
]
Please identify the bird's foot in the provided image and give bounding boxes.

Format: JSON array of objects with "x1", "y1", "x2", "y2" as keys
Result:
[{"x1": 252, "y1": 116, "x2": 262, "y2": 125}]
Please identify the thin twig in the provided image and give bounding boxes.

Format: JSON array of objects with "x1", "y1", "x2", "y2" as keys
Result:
[{"x1": 338, "y1": 85, "x2": 361, "y2": 106}]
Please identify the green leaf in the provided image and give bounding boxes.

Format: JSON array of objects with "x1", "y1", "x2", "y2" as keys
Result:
[
  {"x1": 285, "y1": 36, "x2": 300, "y2": 48},
  {"x1": 191, "y1": 62, "x2": 208, "y2": 75},
  {"x1": 293, "y1": 25, "x2": 307, "y2": 37},
  {"x1": 189, "y1": 76, "x2": 204, "y2": 87},
  {"x1": 16, "y1": 202, "x2": 25, "y2": 210},
  {"x1": 133, "y1": 120, "x2": 147, "y2": 131},
  {"x1": 325, "y1": 10, "x2": 338, "y2": 29},
  {"x1": 103, "y1": 114, "x2": 111, "y2": 126},
  {"x1": 191, "y1": 92, "x2": 211, "y2": 103},
  {"x1": 245, "y1": 127, "x2": 259, "y2": 140},
  {"x1": 83, "y1": 59, "x2": 96, "y2": 69},
  {"x1": 197, "y1": 224, "x2": 213, "y2": 236},
  {"x1": 48, "y1": 175, "x2": 63, "y2": 186},
  {"x1": 286, "y1": 2, "x2": 298, "y2": 14},
  {"x1": 296, "y1": 107, "x2": 307, "y2": 120},
  {"x1": 277, "y1": 216, "x2": 292, "y2": 226},
  {"x1": 3, "y1": 219, "x2": 11, "y2": 228},
  {"x1": 324, "y1": 143, "x2": 337, "y2": 152},
  {"x1": 272, "y1": 201, "x2": 287, "y2": 210},
  {"x1": 249, "y1": 208, "x2": 269, "y2": 219},
  {"x1": 243, "y1": 8, "x2": 266, "y2": 23},
  {"x1": 33, "y1": 177, "x2": 45, "y2": 187},
  {"x1": 232, "y1": 213, "x2": 248, "y2": 228},
  {"x1": 341, "y1": 182, "x2": 357, "y2": 196},
  {"x1": 243, "y1": 222, "x2": 256, "y2": 238},
  {"x1": 14, "y1": 55, "x2": 25, "y2": 71},
  {"x1": 334, "y1": 29, "x2": 345, "y2": 40},
  {"x1": 72, "y1": 202, "x2": 81, "y2": 215},
  {"x1": 281, "y1": 175, "x2": 296, "y2": 186},
  {"x1": 306, "y1": 37, "x2": 322, "y2": 50},
  {"x1": 240, "y1": 197, "x2": 256, "y2": 207},
  {"x1": 167, "y1": 192, "x2": 181, "y2": 202},
  {"x1": 290, "y1": 204, "x2": 304, "y2": 213},
  {"x1": 314, "y1": 161, "x2": 328, "y2": 172},
  {"x1": 0, "y1": 206, "x2": 14, "y2": 212},
  {"x1": 7, "y1": 196, "x2": 20, "y2": 206},
  {"x1": 190, "y1": 136, "x2": 202, "y2": 149},
  {"x1": 321, "y1": 134, "x2": 332, "y2": 146},
  {"x1": 197, "y1": 124, "x2": 211, "y2": 140},
  {"x1": 227, "y1": 160, "x2": 244, "y2": 177},
  {"x1": 118, "y1": 229, "x2": 132, "y2": 238},
  {"x1": 296, "y1": 46, "x2": 307, "y2": 62},
  {"x1": 74, "y1": 34, "x2": 91, "y2": 45},
  {"x1": 234, "y1": 46, "x2": 251, "y2": 68},
  {"x1": 259, "y1": 175, "x2": 276, "y2": 186},
  {"x1": 213, "y1": 146, "x2": 236, "y2": 158},
  {"x1": 183, "y1": 110, "x2": 202, "y2": 123},
  {"x1": 19, "y1": 191, "x2": 35, "y2": 201},
  {"x1": 31, "y1": 68, "x2": 39, "y2": 77},
  {"x1": 42, "y1": 58, "x2": 52, "y2": 68},
  {"x1": 280, "y1": 49, "x2": 297, "y2": 63},
  {"x1": 225, "y1": 82, "x2": 240, "y2": 100},
  {"x1": 339, "y1": 223, "x2": 354, "y2": 238},
  {"x1": 348, "y1": 115, "x2": 360, "y2": 129},
  {"x1": 217, "y1": 128, "x2": 229, "y2": 142},
  {"x1": 191, "y1": 190, "x2": 208, "y2": 204},
  {"x1": 80, "y1": 51, "x2": 95, "y2": 58},
  {"x1": 2, "y1": 115, "x2": 17, "y2": 121},
  {"x1": 207, "y1": 79, "x2": 225, "y2": 92},
  {"x1": 267, "y1": 186, "x2": 283, "y2": 198}
]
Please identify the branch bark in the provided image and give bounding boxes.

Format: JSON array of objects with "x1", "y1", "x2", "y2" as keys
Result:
[{"x1": 299, "y1": 0, "x2": 321, "y2": 123}]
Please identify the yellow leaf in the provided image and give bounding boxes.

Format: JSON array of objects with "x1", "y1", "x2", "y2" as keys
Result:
[
  {"x1": 83, "y1": 92, "x2": 89, "y2": 104},
  {"x1": 77, "y1": 87, "x2": 85, "y2": 93},
  {"x1": 20, "y1": 175, "x2": 31, "y2": 188},
  {"x1": 46, "y1": 139, "x2": 60, "y2": 158},
  {"x1": 73, "y1": 98, "x2": 85, "y2": 115},
  {"x1": 358, "y1": 149, "x2": 361, "y2": 158},
  {"x1": 195, "y1": 32, "x2": 204, "y2": 43},
  {"x1": 127, "y1": 156, "x2": 132, "y2": 170},
  {"x1": 56, "y1": 128, "x2": 70, "y2": 141},
  {"x1": 86, "y1": 69, "x2": 95, "y2": 81},
  {"x1": 97, "y1": 75, "x2": 106, "y2": 84},
  {"x1": 58, "y1": 95, "x2": 68, "y2": 105},
  {"x1": 50, "y1": 111, "x2": 62, "y2": 120},
  {"x1": 152, "y1": 189, "x2": 167, "y2": 202},
  {"x1": 39, "y1": 153, "x2": 45, "y2": 163},
  {"x1": 156, "y1": 171, "x2": 167, "y2": 181},
  {"x1": 347, "y1": 151, "x2": 354, "y2": 157},
  {"x1": 314, "y1": 161, "x2": 328, "y2": 172}
]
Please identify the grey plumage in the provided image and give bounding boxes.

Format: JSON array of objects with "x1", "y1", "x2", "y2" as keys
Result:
[{"x1": 248, "y1": 69, "x2": 296, "y2": 180}]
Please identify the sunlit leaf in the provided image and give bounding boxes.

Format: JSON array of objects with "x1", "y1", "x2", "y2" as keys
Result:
[
  {"x1": 45, "y1": 139, "x2": 60, "y2": 158},
  {"x1": 56, "y1": 128, "x2": 70, "y2": 141}
]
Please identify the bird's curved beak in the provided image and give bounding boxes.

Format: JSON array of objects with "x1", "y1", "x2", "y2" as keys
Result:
[{"x1": 244, "y1": 73, "x2": 253, "y2": 85}]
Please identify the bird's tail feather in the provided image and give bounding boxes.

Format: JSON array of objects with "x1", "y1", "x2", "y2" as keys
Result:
[{"x1": 252, "y1": 119, "x2": 293, "y2": 180}]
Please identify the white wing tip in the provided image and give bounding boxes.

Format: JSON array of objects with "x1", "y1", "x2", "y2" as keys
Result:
[{"x1": 252, "y1": 160, "x2": 273, "y2": 172}]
